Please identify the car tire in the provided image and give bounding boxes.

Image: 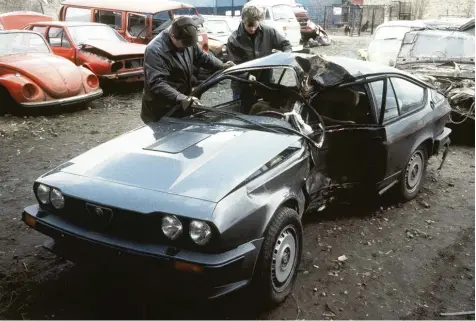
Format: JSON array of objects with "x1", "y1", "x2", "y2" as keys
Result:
[
  {"x1": 253, "y1": 206, "x2": 303, "y2": 306},
  {"x1": 398, "y1": 146, "x2": 428, "y2": 201},
  {"x1": 0, "y1": 86, "x2": 15, "y2": 116}
]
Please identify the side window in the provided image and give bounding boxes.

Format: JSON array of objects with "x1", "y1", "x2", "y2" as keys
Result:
[
  {"x1": 128, "y1": 13, "x2": 147, "y2": 37},
  {"x1": 270, "y1": 68, "x2": 297, "y2": 87},
  {"x1": 32, "y1": 26, "x2": 47, "y2": 36},
  {"x1": 265, "y1": 9, "x2": 271, "y2": 20},
  {"x1": 64, "y1": 7, "x2": 91, "y2": 22},
  {"x1": 48, "y1": 27, "x2": 71, "y2": 48},
  {"x1": 95, "y1": 10, "x2": 122, "y2": 30},
  {"x1": 369, "y1": 80, "x2": 399, "y2": 122},
  {"x1": 390, "y1": 77, "x2": 425, "y2": 114}
]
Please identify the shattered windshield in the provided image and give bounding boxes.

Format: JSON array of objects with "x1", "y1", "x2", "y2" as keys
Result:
[
  {"x1": 68, "y1": 25, "x2": 126, "y2": 44},
  {"x1": 410, "y1": 32, "x2": 475, "y2": 58},
  {"x1": 0, "y1": 32, "x2": 50, "y2": 56}
]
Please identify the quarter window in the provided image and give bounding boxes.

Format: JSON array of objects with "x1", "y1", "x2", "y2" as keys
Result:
[
  {"x1": 390, "y1": 77, "x2": 425, "y2": 114},
  {"x1": 370, "y1": 80, "x2": 399, "y2": 122},
  {"x1": 48, "y1": 27, "x2": 71, "y2": 48},
  {"x1": 95, "y1": 10, "x2": 122, "y2": 29}
]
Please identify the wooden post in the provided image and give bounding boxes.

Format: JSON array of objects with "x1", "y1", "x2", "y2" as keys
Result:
[
  {"x1": 324, "y1": 6, "x2": 328, "y2": 30},
  {"x1": 371, "y1": 7, "x2": 375, "y2": 34}
]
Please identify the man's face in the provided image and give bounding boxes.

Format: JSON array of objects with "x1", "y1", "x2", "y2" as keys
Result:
[
  {"x1": 170, "y1": 34, "x2": 192, "y2": 51},
  {"x1": 243, "y1": 20, "x2": 259, "y2": 35}
]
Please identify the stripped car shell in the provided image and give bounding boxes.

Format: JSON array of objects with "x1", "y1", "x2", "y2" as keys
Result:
[
  {"x1": 22, "y1": 52, "x2": 451, "y2": 303},
  {"x1": 0, "y1": 30, "x2": 102, "y2": 114},
  {"x1": 23, "y1": 21, "x2": 146, "y2": 84}
]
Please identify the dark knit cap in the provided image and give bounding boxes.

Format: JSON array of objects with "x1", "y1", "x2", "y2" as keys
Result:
[{"x1": 170, "y1": 16, "x2": 198, "y2": 46}]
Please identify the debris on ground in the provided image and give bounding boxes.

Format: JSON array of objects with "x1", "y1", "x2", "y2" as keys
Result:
[{"x1": 337, "y1": 255, "x2": 348, "y2": 262}]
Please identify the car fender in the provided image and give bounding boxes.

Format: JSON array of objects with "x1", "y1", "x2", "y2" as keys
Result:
[{"x1": 0, "y1": 73, "x2": 45, "y2": 103}]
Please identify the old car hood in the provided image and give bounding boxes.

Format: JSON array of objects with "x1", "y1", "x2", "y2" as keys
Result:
[
  {"x1": 0, "y1": 53, "x2": 82, "y2": 98},
  {"x1": 396, "y1": 59, "x2": 475, "y2": 78},
  {"x1": 49, "y1": 119, "x2": 301, "y2": 203},
  {"x1": 80, "y1": 40, "x2": 146, "y2": 59}
]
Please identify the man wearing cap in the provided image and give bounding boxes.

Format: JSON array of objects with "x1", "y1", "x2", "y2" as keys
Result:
[
  {"x1": 227, "y1": 5, "x2": 292, "y2": 113},
  {"x1": 141, "y1": 16, "x2": 235, "y2": 123}
]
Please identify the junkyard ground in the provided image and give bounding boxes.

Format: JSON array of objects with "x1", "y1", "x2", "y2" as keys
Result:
[{"x1": 0, "y1": 35, "x2": 474, "y2": 320}]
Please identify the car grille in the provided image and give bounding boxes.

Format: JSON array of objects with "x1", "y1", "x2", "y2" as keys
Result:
[{"x1": 124, "y1": 58, "x2": 143, "y2": 69}]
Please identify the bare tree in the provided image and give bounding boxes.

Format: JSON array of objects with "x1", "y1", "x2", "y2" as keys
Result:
[{"x1": 410, "y1": 0, "x2": 429, "y2": 19}]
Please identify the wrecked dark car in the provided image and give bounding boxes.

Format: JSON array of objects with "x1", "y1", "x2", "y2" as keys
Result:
[
  {"x1": 22, "y1": 52, "x2": 452, "y2": 305},
  {"x1": 395, "y1": 29, "x2": 475, "y2": 130},
  {"x1": 24, "y1": 21, "x2": 146, "y2": 84}
]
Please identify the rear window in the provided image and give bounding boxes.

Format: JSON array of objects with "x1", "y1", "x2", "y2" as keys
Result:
[{"x1": 64, "y1": 7, "x2": 91, "y2": 22}]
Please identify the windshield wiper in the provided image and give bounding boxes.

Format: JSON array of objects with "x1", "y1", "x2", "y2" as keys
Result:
[{"x1": 188, "y1": 105, "x2": 321, "y2": 147}]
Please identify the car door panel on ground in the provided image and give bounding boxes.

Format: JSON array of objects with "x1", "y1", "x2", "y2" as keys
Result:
[{"x1": 47, "y1": 26, "x2": 76, "y2": 63}]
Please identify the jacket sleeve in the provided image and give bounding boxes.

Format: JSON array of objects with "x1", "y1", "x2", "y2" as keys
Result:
[
  {"x1": 272, "y1": 28, "x2": 292, "y2": 52},
  {"x1": 145, "y1": 49, "x2": 187, "y2": 104},
  {"x1": 226, "y1": 34, "x2": 245, "y2": 64},
  {"x1": 193, "y1": 44, "x2": 224, "y2": 71}
]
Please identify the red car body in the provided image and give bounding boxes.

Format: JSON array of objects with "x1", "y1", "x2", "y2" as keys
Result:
[
  {"x1": 0, "y1": 11, "x2": 53, "y2": 30},
  {"x1": 24, "y1": 21, "x2": 146, "y2": 84},
  {"x1": 57, "y1": 0, "x2": 209, "y2": 52},
  {"x1": 0, "y1": 30, "x2": 102, "y2": 114}
]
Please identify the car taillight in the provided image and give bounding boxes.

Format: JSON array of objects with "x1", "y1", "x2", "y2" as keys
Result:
[
  {"x1": 22, "y1": 83, "x2": 39, "y2": 99},
  {"x1": 86, "y1": 74, "x2": 99, "y2": 88}
]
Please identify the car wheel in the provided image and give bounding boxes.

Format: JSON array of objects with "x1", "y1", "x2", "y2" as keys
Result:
[
  {"x1": 253, "y1": 206, "x2": 303, "y2": 306},
  {"x1": 0, "y1": 86, "x2": 15, "y2": 116},
  {"x1": 398, "y1": 146, "x2": 428, "y2": 201}
]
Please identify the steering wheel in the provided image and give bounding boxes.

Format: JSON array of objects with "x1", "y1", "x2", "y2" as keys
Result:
[{"x1": 255, "y1": 110, "x2": 285, "y2": 119}]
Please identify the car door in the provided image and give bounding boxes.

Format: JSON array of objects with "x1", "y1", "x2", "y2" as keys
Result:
[
  {"x1": 47, "y1": 26, "x2": 76, "y2": 63},
  {"x1": 368, "y1": 76, "x2": 431, "y2": 187}
]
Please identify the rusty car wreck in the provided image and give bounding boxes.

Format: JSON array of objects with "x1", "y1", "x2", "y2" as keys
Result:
[
  {"x1": 395, "y1": 28, "x2": 475, "y2": 133},
  {"x1": 0, "y1": 30, "x2": 102, "y2": 115},
  {"x1": 21, "y1": 52, "x2": 452, "y2": 305}
]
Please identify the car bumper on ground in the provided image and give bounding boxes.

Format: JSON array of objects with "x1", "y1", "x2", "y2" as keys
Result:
[
  {"x1": 101, "y1": 70, "x2": 144, "y2": 82},
  {"x1": 20, "y1": 90, "x2": 103, "y2": 107},
  {"x1": 22, "y1": 204, "x2": 262, "y2": 299}
]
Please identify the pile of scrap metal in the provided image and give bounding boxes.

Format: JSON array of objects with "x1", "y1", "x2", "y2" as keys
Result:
[{"x1": 395, "y1": 28, "x2": 475, "y2": 125}]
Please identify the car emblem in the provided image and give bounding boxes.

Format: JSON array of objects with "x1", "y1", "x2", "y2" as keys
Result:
[{"x1": 86, "y1": 203, "x2": 114, "y2": 226}]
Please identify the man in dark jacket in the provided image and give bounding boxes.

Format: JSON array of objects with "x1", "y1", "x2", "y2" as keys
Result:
[
  {"x1": 227, "y1": 5, "x2": 292, "y2": 113},
  {"x1": 141, "y1": 16, "x2": 234, "y2": 123}
]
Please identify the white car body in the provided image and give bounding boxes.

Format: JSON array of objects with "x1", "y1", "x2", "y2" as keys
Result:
[
  {"x1": 201, "y1": 14, "x2": 241, "y2": 43},
  {"x1": 243, "y1": 0, "x2": 303, "y2": 52}
]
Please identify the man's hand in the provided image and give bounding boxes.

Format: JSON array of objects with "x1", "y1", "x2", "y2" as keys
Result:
[
  {"x1": 181, "y1": 96, "x2": 202, "y2": 110},
  {"x1": 222, "y1": 61, "x2": 235, "y2": 69}
]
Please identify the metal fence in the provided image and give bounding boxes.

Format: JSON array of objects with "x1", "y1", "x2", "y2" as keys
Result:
[
  {"x1": 322, "y1": 5, "x2": 385, "y2": 36},
  {"x1": 389, "y1": 1, "x2": 412, "y2": 20}
]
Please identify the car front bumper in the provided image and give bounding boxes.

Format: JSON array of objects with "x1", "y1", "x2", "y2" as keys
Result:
[
  {"x1": 20, "y1": 90, "x2": 103, "y2": 108},
  {"x1": 101, "y1": 70, "x2": 144, "y2": 82},
  {"x1": 22, "y1": 204, "x2": 262, "y2": 299}
]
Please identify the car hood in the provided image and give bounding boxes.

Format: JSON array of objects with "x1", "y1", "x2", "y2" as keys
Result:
[
  {"x1": 80, "y1": 40, "x2": 146, "y2": 59},
  {"x1": 0, "y1": 53, "x2": 83, "y2": 98},
  {"x1": 395, "y1": 58, "x2": 475, "y2": 78},
  {"x1": 46, "y1": 119, "x2": 301, "y2": 203}
]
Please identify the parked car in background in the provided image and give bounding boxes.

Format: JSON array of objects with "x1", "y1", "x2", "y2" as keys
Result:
[
  {"x1": 359, "y1": 18, "x2": 474, "y2": 66},
  {"x1": 202, "y1": 15, "x2": 241, "y2": 61},
  {"x1": 24, "y1": 21, "x2": 146, "y2": 84},
  {"x1": 0, "y1": 11, "x2": 53, "y2": 30},
  {"x1": 58, "y1": 0, "x2": 211, "y2": 52},
  {"x1": 290, "y1": 3, "x2": 330, "y2": 45},
  {"x1": 0, "y1": 30, "x2": 102, "y2": 115},
  {"x1": 243, "y1": 0, "x2": 303, "y2": 51},
  {"x1": 21, "y1": 52, "x2": 451, "y2": 305}
]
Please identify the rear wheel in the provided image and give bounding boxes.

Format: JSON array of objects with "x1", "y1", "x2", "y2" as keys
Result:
[
  {"x1": 397, "y1": 146, "x2": 428, "y2": 201},
  {"x1": 0, "y1": 86, "x2": 15, "y2": 116},
  {"x1": 253, "y1": 206, "x2": 303, "y2": 306}
]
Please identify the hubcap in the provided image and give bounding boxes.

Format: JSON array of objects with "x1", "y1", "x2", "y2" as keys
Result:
[
  {"x1": 272, "y1": 225, "x2": 298, "y2": 292},
  {"x1": 405, "y1": 151, "x2": 424, "y2": 193}
]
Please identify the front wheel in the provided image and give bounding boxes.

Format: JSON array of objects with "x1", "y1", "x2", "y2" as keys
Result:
[
  {"x1": 397, "y1": 146, "x2": 428, "y2": 201},
  {"x1": 253, "y1": 206, "x2": 303, "y2": 306}
]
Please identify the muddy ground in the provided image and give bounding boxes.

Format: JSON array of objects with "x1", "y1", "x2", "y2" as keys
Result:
[{"x1": 0, "y1": 36, "x2": 474, "y2": 320}]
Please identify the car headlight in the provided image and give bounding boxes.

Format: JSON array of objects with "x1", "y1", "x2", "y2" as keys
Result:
[
  {"x1": 189, "y1": 220, "x2": 212, "y2": 245},
  {"x1": 162, "y1": 215, "x2": 183, "y2": 240},
  {"x1": 50, "y1": 188, "x2": 64, "y2": 209},
  {"x1": 36, "y1": 184, "x2": 50, "y2": 204}
]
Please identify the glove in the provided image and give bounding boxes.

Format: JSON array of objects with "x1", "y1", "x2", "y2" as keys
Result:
[
  {"x1": 181, "y1": 96, "x2": 202, "y2": 110},
  {"x1": 222, "y1": 61, "x2": 235, "y2": 69},
  {"x1": 248, "y1": 74, "x2": 256, "y2": 81}
]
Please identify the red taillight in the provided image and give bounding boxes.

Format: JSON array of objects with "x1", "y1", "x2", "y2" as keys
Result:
[
  {"x1": 22, "y1": 83, "x2": 39, "y2": 99},
  {"x1": 86, "y1": 74, "x2": 99, "y2": 88}
]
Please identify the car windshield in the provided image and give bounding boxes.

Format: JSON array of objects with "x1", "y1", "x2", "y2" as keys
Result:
[
  {"x1": 205, "y1": 20, "x2": 229, "y2": 35},
  {"x1": 374, "y1": 26, "x2": 412, "y2": 40},
  {"x1": 410, "y1": 32, "x2": 475, "y2": 58},
  {"x1": 272, "y1": 5, "x2": 296, "y2": 20},
  {"x1": 67, "y1": 25, "x2": 126, "y2": 44},
  {"x1": 0, "y1": 32, "x2": 50, "y2": 56}
]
